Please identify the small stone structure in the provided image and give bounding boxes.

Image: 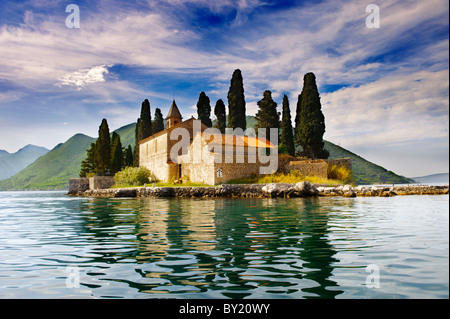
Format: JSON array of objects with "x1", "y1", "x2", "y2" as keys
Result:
[{"x1": 68, "y1": 176, "x2": 115, "y2": 194}]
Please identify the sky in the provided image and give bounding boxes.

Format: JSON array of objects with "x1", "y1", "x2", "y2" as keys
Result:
[{"x1": 0, "y1": 0, "x2": 448, "y2": 177}]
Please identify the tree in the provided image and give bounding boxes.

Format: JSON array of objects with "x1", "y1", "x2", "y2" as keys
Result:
[
  {"x1": 294, "y1": 72, "x2": 329, "y2": 159},
  {"x1": 280, "y1": 94, "x2": 295, "y2": 156},
  {"x1": 94, "y1": 118, "x2": 111, "y2": 175},
  {"x1": 124, "y1": 145, "x2": 133, "y2": 167},
  {"x1": 255, "y1": 90, "x2": 280, "y2": 144},
  {"x1": 196, "y1": 91, "x2": 212, "y2": 127},
  {"x1": 227, "y1": 69, "x2": 246, "y2": 130},
  {"x1": 80, "y1": 142, "x2": 96, "y2": 177},
  {"x1": 140, "y1": 99, "x2": 153, "y2": 140},
  {"x1": 110, "y1": 132, "x2": 124, "y2": 175},
  {"x1": 133, "y1": 118, "x2": 142, "y2": 167},
  {"x1": 153, "y1": 108, "x2": 164, "y2": 134},
  {"x1": 214, "y1": 99, "x2": 226, "y2": 134}
]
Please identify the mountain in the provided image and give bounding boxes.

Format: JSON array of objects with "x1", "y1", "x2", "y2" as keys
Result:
[
  {"x1": 0, "y1": 119, "x2": 414, "y2": 190},
  {"x1": 0, "y1": 134, "x2": 95, "y2": 190},
  {"x1": 0, "y1": 123, "x2": 136, "y2": 190},
  {"x1": 412, "y1": 173, "x2": 449, "y2": 184},
  {"x1": 324, "y1": 141, "x2": 414, "y2": 185},
  {"x1": 0, "y1": 144, "x2": 49, "y2": 180}
]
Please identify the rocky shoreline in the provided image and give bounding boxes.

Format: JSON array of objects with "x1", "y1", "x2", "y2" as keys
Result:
[{"x1": 68, "y1": 182, "x2": 449, "y2": 198}]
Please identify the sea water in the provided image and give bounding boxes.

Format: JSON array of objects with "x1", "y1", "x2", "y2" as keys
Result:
[{"x1": 0, "y1": 191, "x2": 448, "y2": 299}]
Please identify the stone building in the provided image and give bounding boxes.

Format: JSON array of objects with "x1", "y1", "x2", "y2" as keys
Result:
[{"x1": 139, "y1": 100, "x2": 277, "y2": 184}]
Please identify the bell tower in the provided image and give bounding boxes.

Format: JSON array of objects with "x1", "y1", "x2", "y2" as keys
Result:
[{"x1": 166, "y1": 100, "x2": 182, "y2": 129}]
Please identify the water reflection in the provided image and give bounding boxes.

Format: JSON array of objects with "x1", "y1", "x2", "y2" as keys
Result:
[{"x1": 73, "y1": 196, "x2": 357, "y2": 298}]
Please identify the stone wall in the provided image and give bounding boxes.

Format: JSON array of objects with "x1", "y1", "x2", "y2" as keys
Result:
[
  {"x1": 89, "y1": 176, "x2": 115, "y2": 190},
  {"x1": 286, "y1": 159, "x2": 328, "y2": 179},
  {"x1": 68, "y1": 178, "x2": 89, "y2": 194},
  {"x1": 326, "y1": 158, "x2": 352, "y2": 171}
]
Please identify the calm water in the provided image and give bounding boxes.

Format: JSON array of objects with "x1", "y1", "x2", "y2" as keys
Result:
[{"x1": 0, "y1": 191, "x2": 448, "y2": 299}]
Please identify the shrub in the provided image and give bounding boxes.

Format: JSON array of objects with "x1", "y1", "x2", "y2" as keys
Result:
[
  {"x1": 328, "y1": 164, "x2": 353, "y2": 184},
  {"x1": 114, "y1": 166, "x2": 155, "y2": 186}
]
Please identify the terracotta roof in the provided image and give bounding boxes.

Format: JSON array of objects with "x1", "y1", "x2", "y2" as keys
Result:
[
  {"x1": 205, "y1": 134, "x2": 277, "y2": 148},
  {"x1": 166, "y1": 100, "x2": 182, "y2": 119},
  {"x1": 139, "y1": 117, "x2": 208, "y2": 144}
]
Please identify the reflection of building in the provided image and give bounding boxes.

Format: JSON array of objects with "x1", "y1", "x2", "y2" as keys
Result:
[
  {"x1": 135, "y1": 199, "x2": 170, "y2": 262},
  {"x1": 180, "y1": 199, "x2": 216, "y2": 252},
  {"x1": 139, "y1": 100, "x2": 277, "y2": 185}
]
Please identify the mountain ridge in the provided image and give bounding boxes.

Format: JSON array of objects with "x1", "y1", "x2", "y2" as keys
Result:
[{"x1": 0, "y1": 144, "x2": 49, "y2": 180}]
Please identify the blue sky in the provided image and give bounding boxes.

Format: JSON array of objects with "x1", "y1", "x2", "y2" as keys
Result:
[{"x1": 0, "y1": 0, "x2": 448, "y2": 177}]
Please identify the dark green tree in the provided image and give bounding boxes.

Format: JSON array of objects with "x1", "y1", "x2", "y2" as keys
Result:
[
  {"x1": 133, "y1": 118, "x2": 142, "y2": 167},
  {"x1": 124, "y1": 145, "x2": 133, "y2": 167},
  {"x1": 280, "y1": 94, "x2": 295, "y2": 156},
  {"x1": 255, "y1": 90, "x2": 280, "y2": 144},
  {"x1": 196, "y1": 91, "x2": 212, "y2": 127},
  {"x1": 94, "y1": 118, "x2": 111, "y2": 175},
  {"x1": 140, "y1": 99, "x2": 153, "y2": 140},
  {"x1": 110, "y1": 132, "x2": 124, "y2": 175},
  {"x1": 80, "y1": 142, "x2": 96, "y2": 177},
  {"x1": 214, "y1": 99, "x2": 226, "y2": 134},
  {"x1": 153, "y1": 108, "x2": 164, "y2": 134},
  {"x1": 227, "y1": 69, "x2": 246, "y2": 130},
  {"x1": 295, "y1": 72, "x2": 329, "y2": 159}
]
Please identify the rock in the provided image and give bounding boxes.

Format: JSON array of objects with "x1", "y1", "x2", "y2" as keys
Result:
[
  {"x1": 262, "y1": 183, "x2": 294, "y2": 197},
  {"x1": 295, "y1": 181, "x2": 319, "y2": 196}
]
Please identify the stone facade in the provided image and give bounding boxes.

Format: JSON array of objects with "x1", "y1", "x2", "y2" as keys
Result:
[
  {"x1": 68, "y1": 176, "x2": 115, "y2": 194},
  {"x1": 89, "y1": 176, "x2": 115, "y2": 190},
  {"x1": 68, "y1": 178, "x2": 89, "y2": 193}
]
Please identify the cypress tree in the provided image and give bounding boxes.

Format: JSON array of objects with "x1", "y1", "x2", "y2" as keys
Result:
[
  {"x1": 80, "y1": 142, "x2": 96, "y2": 177},
  {"x1": 140, "y1": 99, "x2": 153, "y2": 140},
  {"x1": 110, "y1": 132, "x2": 124, "y2": 175},
  {"x1": 295, "y1": 72, "x2": 329, "y2": 159},
  {"x1": 153, "y1": 108, "x2": 164, "y2": 134},
  {"x1": 255, "y1": 90, "x2": 280, "y2": 144},
  {"x1": 124, "y1": 145, "x2": 133, "y2": 167},
  {"x1": 133, "y1": 118, "x2": 142, "y2": 167},
  {"x1": 280, "y1": 95, "x2": 295, "y2": 156},
  {"x1": 214, "y1": 99, "x2": 226, "y2": 134},
  {"x1": 95, "y1": 118, "x2": 111, "y2": 176},
  {"x1": 227, "y1": 69, "x2": 246, "y2": 130},
  {"x1": 196, "y1": 91, "x2": 212, "y2": 127}
]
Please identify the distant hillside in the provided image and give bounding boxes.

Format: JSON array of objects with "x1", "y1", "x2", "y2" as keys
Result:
[
  {"x1": 324, "y1": 141, "x2": 414, "y2": 185},
  {"x1": 0, "y1": 134, "x2": 94, "y2": 190},
  {"x1": 412, "y1": 173, "x2": 449, "y2": 184},
  {"x1": 0, "y1": 124, "x2": 136, "y2": 190},
  {"x1": 0, "y1": 145, "x2": 49, "y2": 180}
]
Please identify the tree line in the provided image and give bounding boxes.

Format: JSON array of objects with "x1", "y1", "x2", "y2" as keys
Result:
[
  {"x1": 196, "y1": 69, "x2": 328, "y2": 159},
  {"x1": 80, "y1": 70, "x2": 328, "y2": 177}
]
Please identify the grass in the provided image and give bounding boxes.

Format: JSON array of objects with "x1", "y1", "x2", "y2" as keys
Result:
[
  {"x1": 226, "y1": 170, "x2": 346, "y2": 186},
  {"x1": 112, "y1": 181, "x2": 213, "y2": 188}
]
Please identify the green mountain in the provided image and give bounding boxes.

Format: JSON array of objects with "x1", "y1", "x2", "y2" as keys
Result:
[
  {"x1": 324, "y1": 141, "x2": 414, "y2": 185},
  {"x1": 0, "y1": 119, "x2": 413, "y2": 190},
  {"x1": 0, "y1": 134, "x2": 95, "y2": 190},
  {"x1": 0, "y1": 145, "x2": 49, "y2": 180},
  {"x1": 0, "y1": 123, "x2": 137, "y2": 190}
]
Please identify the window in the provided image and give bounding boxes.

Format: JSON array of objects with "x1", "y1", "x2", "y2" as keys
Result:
[{"x1": 216, "y1": 168, "x2": 223, "y2": 178}]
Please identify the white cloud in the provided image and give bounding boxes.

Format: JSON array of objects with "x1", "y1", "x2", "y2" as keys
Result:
[
  {"x1": 321, "y1": 69, "x2": 449, "y2": 148},
  {"x1": 57, "y1": 65, "x2": 111, "y2": 90}
]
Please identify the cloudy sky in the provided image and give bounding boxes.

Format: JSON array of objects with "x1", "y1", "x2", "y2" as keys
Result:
[{"x1": 0, "y1": 0, "x2": 448, "y2": 177}]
